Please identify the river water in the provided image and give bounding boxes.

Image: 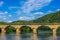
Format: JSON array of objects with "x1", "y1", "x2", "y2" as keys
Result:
[{"x1": 0, "y1": 32, "x2": 60, "y2": 40}]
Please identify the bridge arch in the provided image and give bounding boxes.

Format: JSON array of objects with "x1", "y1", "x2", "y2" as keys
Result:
[
  {"x1": 0, "y1": 28, "x2": 1, "y2": 33},
  {"x1": 37, "y1": 25, "x2": 52, "y2": 31},
  {"x1": 20, "y1": 25, "x2": 33, "y2": 33},
  {"x1": 37, "y1": 25, "x2": 53, "y2": 37},
  {"x1": 56, "y1": 26, "x2": 60, "y2": 36},
  {"x1": 5, "y1": 25, "x2": 16, "y2": 34}
]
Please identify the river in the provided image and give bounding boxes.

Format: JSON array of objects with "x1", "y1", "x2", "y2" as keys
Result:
[{"x1": 0, "y1": 32, "x2": 60, "y2": 40}]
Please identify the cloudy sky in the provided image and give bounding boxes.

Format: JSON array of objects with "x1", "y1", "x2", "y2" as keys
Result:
[{"x1": 0, "y1": 0, "x2": 60, "y2": 22}]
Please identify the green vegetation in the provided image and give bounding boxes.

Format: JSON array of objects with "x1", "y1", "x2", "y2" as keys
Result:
[
  {"x1": 0, "y1": 22, "x2": 9, "y2": 24},
  {"x1": 11, "y1": 20, "x2": 28, "y2": 24},
  {"x1": 20, "y1": 26, "x2": 32, "y2": 33},
  {"x1": 37, "y1": 26, "x2": 52, "y2": 31},
  {"x1": 56, "y1": 27, "x2": 60, "y2": 36},
  {"x1": 32, "y1": 11, "x2": 60, "y2": 23},
  {"x1": 37, "y1": 26, "x2": 52, "y2": 33},
  {"x1": 6, "y1": 25, "x2": 16, "y2": 33},
  {"x1": 37, "y1": 26, "x2": 52, "y2": 37}
]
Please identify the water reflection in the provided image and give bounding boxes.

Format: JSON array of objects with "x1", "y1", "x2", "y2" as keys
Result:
[
  {"x1": 0, "y1": 32, "x2": 6, "y2": 40},
  {"x1": 6, "y1": 33, "x2": 15, "y2": 40},
  {"x1": 0, "y1": 32, "x2": 60, "y2": 40},
  {"x1": 15, "y1": 35, "x2": 20, "y2": 40},
  {"x1": 14, "y1": 32, "x2": 21, "y2": 40},
  {"x1": 37, "y1": 31, "x2": 53, "y2": 40},
  {"x1": 20, "y1": 33, "x2": 32, "y2": 40}
]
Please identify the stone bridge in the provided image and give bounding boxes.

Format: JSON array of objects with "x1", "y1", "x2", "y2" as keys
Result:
[{"x1": 0, "y1": 23, "x2": 60, "y2": 37}]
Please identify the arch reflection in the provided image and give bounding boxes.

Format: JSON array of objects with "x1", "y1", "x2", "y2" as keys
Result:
[{"x1": 37, "y1": 26, "x2": 53, "y2": 38}]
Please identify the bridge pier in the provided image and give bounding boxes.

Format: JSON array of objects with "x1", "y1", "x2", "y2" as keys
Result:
[
  {"x1": 33, "y1": 28, "x2": 37, "y2": 34},
  {"x1": 31, "y1": 33, "x2": 38, "y2": 40},
  {"x1": 1, "y1": 28, "x2": 6, "y2": 33},
  {"x1": 52, "y1": 28, "x2": 57, "y2": 39},
  {"x1": 16, "y1": 28, "x2": 20, "y2": 34},
  {"x1": 1, "y1": 28, "x2": 6, "y2": 35}
]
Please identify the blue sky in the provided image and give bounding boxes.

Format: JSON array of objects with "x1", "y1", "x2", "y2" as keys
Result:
[{"x1": 0, "y1": 0, "x2": 60, "y2": 22}]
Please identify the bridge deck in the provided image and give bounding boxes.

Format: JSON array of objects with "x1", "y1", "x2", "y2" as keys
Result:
[{"x1": 0, "y1": 23, "x2": 60, "y2": 25}]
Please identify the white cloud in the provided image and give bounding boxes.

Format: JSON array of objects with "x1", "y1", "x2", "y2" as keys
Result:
[
  {"x1": 4, "y1": 11, "x2": 8, "y2": 14},
  {"x1": 21, "y1": 0, "x2": 52, "y2": 14},
  {"x1": 8, "y1": 15, "x2": 12, "y2": 17},
  {"x1": 10, "y1": 7, "x2": 19, "y2": 8},
  {"x1": 15, "y1": 11, "x2": 22, "y2": 15},
  {"x1": 0, "y1": 12, "x2": 4, "y2": 14},
  {"x1": 0, "y1": 1, "x2": 4, "y2": 7},
  {"x1": 0, "y1": 11, "x2": 11, "y2": 21},
  {"x1": 34, "y1": 12, "x2": 44, "y2": 15},
  {"x1": 9, "y1": 6, "x2": 20, "y2": 10},
  {"x1": 0, "y1": 11, "x2": 8, "y2": 14},
  {"x1": 0, "y1": 16, "x2": 7, "y2": 20},
  {"x1": 3, "y1": 17, "x2": 6, "y2": 20},
  {"x1": 8, "y1": 0, "x2": 52, "y2": 20},
  {"x1": 8, "y1": 21, "x2": 12, "y2": 23},
  {"x1": 0, "y1": 16, "x2": 6, "y2": 18},
  {"x1": 47, "y1": 10, "x2": 53, "y2": 14},
  {"x1": 56, "y1": 9, "x2": 60, "y2": 11},
  {"x1": 19, "y1": 16, "x2": 35, "y2": 20}
]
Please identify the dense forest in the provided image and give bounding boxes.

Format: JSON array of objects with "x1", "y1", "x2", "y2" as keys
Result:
[{"x1": 32, "y1": 10, "x2": 60, "y2": 23}]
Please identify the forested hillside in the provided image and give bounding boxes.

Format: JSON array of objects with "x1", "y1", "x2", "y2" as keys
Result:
[{"x1": 32, "y1": 11, "x2": 60, "y2": 23}]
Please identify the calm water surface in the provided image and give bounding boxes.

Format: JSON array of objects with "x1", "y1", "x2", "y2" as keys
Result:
[{"x1": 0, "y1": 32, "x2": 60, "y2": 40}]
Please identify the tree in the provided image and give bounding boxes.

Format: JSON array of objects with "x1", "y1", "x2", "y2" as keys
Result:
[
  {"x1": 20, "y1": 26, "x2": 32, "y2": 33},
  {"x1": 6, "y1": 25, "x2": 15, "y2": 33}
]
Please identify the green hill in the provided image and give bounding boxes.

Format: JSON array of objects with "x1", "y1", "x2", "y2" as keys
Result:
[
  {"x1": 11, "y1": 20, "x2": 28, "y2": 24},
  {"x1": 32, "y1": 11, "x2": 60, "y2": 23},
  {"x1": 0, "y1": 22, "x2": 9, "y2": 24},
  {"x1": 11, "y1": 10, "x2": 60, "y2": 24}
]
